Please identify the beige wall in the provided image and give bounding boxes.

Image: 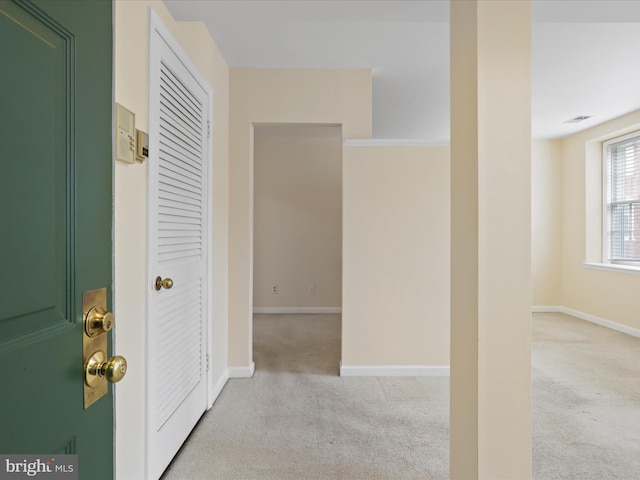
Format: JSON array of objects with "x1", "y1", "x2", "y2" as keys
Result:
[
  {"x1": 532, "y1": 140, "x2": 562, "y2": 306},
  {"x1": 342, "y1": 144, "x2": 450, "y2": 367},
  {"x1": 559, "y1": 109, "x2": 640, "y2": 330},
  {"x1": 254, "y1": 125, "x2": 342, "y2": 309},
  {"x1": 114, "y1": 2, "x2": 229, "y2": 478},
  {"x1": 228, "y1": 68, "x2": 372, "y2": 368}
]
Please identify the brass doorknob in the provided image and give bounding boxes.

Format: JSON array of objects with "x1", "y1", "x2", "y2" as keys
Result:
[
  {"x1": 85, "y1": 351, "x2": 127, "y2": 387},
  {"x1": 84, "y1": 306, "x2": 114, "y2": 337},
  {"x1": 155, "y1": 276, "x2": 173, "y2": 291}
]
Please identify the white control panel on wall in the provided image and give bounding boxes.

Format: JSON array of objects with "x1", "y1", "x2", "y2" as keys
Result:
[{"x1": 116, "y1": 103, "x2": 136, "y2": 164}]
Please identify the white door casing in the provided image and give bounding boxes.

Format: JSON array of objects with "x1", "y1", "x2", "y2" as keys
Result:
[{"x1": 147, "y1": 11, "x2": 213, "y2": 480}]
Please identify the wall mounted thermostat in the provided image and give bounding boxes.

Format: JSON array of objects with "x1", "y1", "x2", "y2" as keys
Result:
[
  {"x1": 136, "y1": 129, "x2": 149, "y2": 162},
  {"x1": 116, "y1": 103, "x2": 136, "y2": 164}
]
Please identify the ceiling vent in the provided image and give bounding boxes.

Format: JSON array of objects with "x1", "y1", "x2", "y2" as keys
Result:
[{"x1": 563, "y1": 115, "x2": 592, "y2": 124}]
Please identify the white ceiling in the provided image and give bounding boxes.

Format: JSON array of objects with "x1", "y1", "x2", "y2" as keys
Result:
[{"x1": 164, "y1": 0, "x2": 640, "y2": 141}]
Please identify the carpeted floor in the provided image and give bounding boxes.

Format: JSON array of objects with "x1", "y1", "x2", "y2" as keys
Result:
[
  {"x1": 532, "y1": 312, "x2": 640, "y2": 479},
  {"x1": 161, "y1": 312, "x2": 640, "y2": 479}
]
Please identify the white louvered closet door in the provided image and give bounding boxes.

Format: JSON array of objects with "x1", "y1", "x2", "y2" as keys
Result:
[{"x1": 148, "y1": 14, "x2": 211, "y2": 480}]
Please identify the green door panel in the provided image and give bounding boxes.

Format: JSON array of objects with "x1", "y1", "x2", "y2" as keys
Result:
[
  {"x1": 0, "y1": 0, "x2": 68, "y2": 338},
  {"x1": 0, "y1": 0, "x2": 113, "y2": 478}
]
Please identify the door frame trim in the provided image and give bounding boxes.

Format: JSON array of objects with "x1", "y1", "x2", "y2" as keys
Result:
[{"x1": 110, "y1": 4, "x2": 116, "y2": 476}]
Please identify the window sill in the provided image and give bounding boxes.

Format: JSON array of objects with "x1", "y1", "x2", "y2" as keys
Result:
[{"x1": 583, "y1": 262, "x2": 640, "y2": 276}]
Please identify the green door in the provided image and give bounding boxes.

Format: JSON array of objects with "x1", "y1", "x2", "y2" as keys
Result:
[{"x1": 0, "y1": 0, "x2": 114, "y2": 478}]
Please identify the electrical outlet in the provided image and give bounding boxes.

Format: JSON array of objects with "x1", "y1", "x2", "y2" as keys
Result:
[
  {"x1": 309, "y1": 285, "x2": 316, "y2": 295},
  {"x1": 272, "y1": 285, "x2": 278, "y2": 294}
]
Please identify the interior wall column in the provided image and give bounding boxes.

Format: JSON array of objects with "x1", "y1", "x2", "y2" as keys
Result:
[{"x1": 450, "y1": 1, "x2": 532, "y2": 478}]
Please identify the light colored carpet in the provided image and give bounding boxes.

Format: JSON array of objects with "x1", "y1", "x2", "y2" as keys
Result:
[
  {"x1": 532, "y1": 312, "x2": 640, "y2": 479},
  {"x1": 161, "y1": 312, "x2": 640, "y2": 479},
  {"x1": 162, "y1": 314, "x2": 449, "y2": 479}
]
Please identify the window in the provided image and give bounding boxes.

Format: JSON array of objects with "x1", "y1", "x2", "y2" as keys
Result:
[{"x1": 603, "y1": 132, "x2": 640, "y2": 266}]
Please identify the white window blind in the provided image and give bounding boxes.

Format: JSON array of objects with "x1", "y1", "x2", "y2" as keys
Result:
[{"x1": 604, "y1": 132, "x2": 640, "y2": 265}]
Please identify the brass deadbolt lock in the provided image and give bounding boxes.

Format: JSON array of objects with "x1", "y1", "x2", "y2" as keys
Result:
[
  {"x1": 85, "y1": 351, "x2": 127, "y2": 387},
  {"x1": 84, "y1": 306, "x2": 114, "y2": 337},
  {"x1": 82, "y1": 288, "x2": 127, "y2": 409}
]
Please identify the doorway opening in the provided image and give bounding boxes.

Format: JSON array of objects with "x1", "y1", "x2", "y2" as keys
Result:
[{"x1": 252, "y1": 124, "x2": 343, "y2": 375}]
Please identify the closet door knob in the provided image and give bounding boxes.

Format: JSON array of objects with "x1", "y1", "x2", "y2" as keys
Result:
[{"x1": 155, "y1": 276, "x2": 173, "y2": 290}]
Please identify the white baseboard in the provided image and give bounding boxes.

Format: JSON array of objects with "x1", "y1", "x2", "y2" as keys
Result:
[
  {"x1": 531, "y1": 305, "x2": 562, "y2": 313},
  {"x1": 339, "y1": 363, "x2": 450, "y2": 377},
  {"x1": 533, "y1": 305, "x2": 640, "y2": 338},
  {"x1": 560, "y1": 306, "x2": 640, "y2": 338},
  {"x1": 253, "y1": 307, "x2": 342, "y2": 314},
  {"x1": 208, "y1": 370, "x2": 229, "y2": 409},
  {"x1": 228, "y1": 362, "x2": 255, "y2": 378}
]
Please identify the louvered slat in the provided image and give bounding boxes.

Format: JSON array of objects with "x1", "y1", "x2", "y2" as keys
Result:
[
  {"x1": 158, "y1": 231, "x2": 201, "y2": 240},
  {"x1": 161, "y1": 60, "x2": 202, "y2": 116},
  {"x1": 158, "y1": 222, "x2": 201, "y2": 232},
  {"x1": 158, "y1": 235, "x2": 201, "y2": 244},
  {"x1": 159, "y1": 121, "x2": 201, "y2": 159},
  {"x1": 159, "y1": 188, "x2": 201, "y2": 207},
  {"x1": 159, "y1": 160, "x2": 201, "y2": 187},
  {"x1": 157, "y1": 62, "x2": 204, "y2": 267},
  {"x1": 159, "y1": 96, "x2": 201, "y2": 137},
  {"x1": 159, "y1": 177, "x2": 201, "y2": 198},
  {"x1": 159, "y1": 95, "x2": 200, "y2": 135},
  {"x1": 158, "y1": 142, "x2": 202, "y2": 175},
  {"x1": 158, "y1": 205, "x2": 201, "y2": 219},
  {"x1": 155, "y1": 278, "x2": 202, "y2": 430},
  {"x1": 160, "y1": 106, "x2": 202, "y2": 152},
  {"x1": 158, "y1": 201, "x2": 201, "y2": 215}
]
